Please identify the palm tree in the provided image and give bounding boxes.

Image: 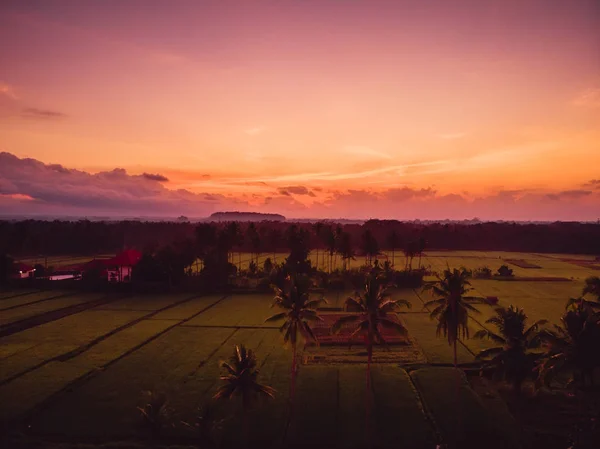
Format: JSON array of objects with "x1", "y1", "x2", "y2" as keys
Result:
[
  {"x1": 404, "y1": 240, "x2": 417, "y2": 272},
  {"x1": 417, "y1": 236, "x2": 427, "y2": 269},
  {"x1": 312, "y1": 222, "x2": 325, "y2": 271},
  {"x1": 474, "y1": 306, "x2": 547, "y2": 394},
  {"x1": 322, "y1": 225, "x2": 336, "y2": 273},
  {"x1": 582, "y1": 276, "x2": 600, "y2": 301},
  {"x1": 337, "y1": 231, "x2": 355, "y2": 271},
  {"x1": 267, "y1": 228, "x2": 282, "y2": 264},
  {"x1": 214, "y1": 344, "x2": 275, "y2": 440},
  {"x1": 266, "y1": 275, "x2": 324, "y2": 401},
  {"x1": 537, "y1": 302, "x2": 600, "y2": 389},
  {"x1": 386, "y1": 230, "x2": 401, "y2": 268},
  {"x1": 332, "y1": 274, "x2": 411, "y2": 422},
  {"x1": 225, "y1": 222, "x2": 243, "y2": 270},
  {"x1": 361, "y1": 229, "x2": 380, "y2": 266},
  {"x1": 423, "y1": 267, "x2": 484, "y2": 367},
  {"x1": 246, "y1": 223, "x2": 261, "y2": 267}
]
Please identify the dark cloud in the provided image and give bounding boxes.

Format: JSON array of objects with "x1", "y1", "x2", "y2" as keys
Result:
[
  {"x1": 277, "y1": 185, "x2": 313, "y2": 196},
  {"x1": 0, "y1": 152, "x2": 221, "y2": 215},
  {"x1": 546, "y1": 190, "x2": 592, "y2": 201},
  {"x1": 21, "y1": 107, "x2": 67, "y2": 119},
  {"x1": 583, "y1": 179, "x2": 600, "y2": 189},
  {"x1": 384, "y1": 187, "x2": 436, "y2": 202},
  {"x1": 142, "y1": 172, "x2": 169, "y2": 182}
]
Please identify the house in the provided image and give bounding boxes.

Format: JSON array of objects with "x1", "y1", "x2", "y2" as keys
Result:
[
  {"x1": 105, "y1": 249, "x2": 142, "y2": 283},
  {"x1": 12, "y1": 263, "x2": 36, "y2": 279}
]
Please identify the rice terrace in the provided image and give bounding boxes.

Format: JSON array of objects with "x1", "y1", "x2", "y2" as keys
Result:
[{"x1": 1, "y1": 243, "x2": 599, "y2": 449}]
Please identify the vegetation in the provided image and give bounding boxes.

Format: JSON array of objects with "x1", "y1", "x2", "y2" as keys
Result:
[
  {"x1": 423, "y1": 267, "x2": 484, "y2": 367},
  {"x1": 537, "y1": 302, "x2": 600, "y2": 389},
  {"x1": 496, "y1": 265, "x2": 514, "y2": 277},
  {"x1": 332, "y1": 274, "x2": 410, "y2": 424},
  {"x1": 266, "y1": 275, "x2": 325, "y2": 401},
  {"x1": 214, "y1": 344, "x2": 276, "y2": 439},
  {"x1": 474, "y1": 306, "x2": 547, "y2": 393}
]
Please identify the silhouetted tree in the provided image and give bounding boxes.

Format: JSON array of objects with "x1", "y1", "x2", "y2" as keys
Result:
[
  {"x1": 337, "y1": 232, "x2": 355, "y2": 271},
  {"x1": 474, "y1": 306, "x2": 547, "y2": 394},
  {"x1": 423, "y1": 267, "x2": 484, "y2": 367},
  {"x1": 213, "y1": 345, "x2": 275, "y2": 441},
  {"x1": 266, "y1": 275, "x2": 324, "y2": 402},
  {"x1": 538, "y1": 302, "x2": 600, "y2": 389},
  {"x1": 333, "y1": 274, "x2": 410, "y2": 426},
  {"x1": 0, "y1": 253, "x2": 15, "y2": 285},
  {"x1": 361, "y1": 229, "x2": 379, "y2": 266},
  {"x1": 386, "y1": 230, "x2": 401, "y2": 268}
]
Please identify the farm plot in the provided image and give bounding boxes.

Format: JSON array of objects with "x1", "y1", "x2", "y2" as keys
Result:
[
  {"x1": 0, "y1": 289, "x2": 39, "y2": 300},
  {"x1": 184, "y1": 294, "x2": 277, "y2": 327},
  {"x1": 470, "y1": 280, "x2": 580, "y2": 325},
  {"x1": 25, "y1": 327, "x2": 249, "y2": 438},
  {"x1": 0, "y1": 290, "x2": 73, "y2": 310},
  {"x1": 411, "y1": 367, "x2": 520, "y2": 449},
  {"x1": 0, "y1": 292, "x2": 107, "y2": 327}
]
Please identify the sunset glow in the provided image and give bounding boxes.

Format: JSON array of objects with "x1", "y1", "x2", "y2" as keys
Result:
[{"x1": 1, "y1": 0, "x2": 599, "y2": 220}]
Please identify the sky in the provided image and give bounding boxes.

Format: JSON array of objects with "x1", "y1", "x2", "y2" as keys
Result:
[{"x1": 1, "y1": 0, "x2": 599, "y2": 221}]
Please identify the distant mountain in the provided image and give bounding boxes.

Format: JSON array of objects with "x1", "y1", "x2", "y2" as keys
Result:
[{"x1": 208, "y1": 211, "x2": 286, "y2": 222}]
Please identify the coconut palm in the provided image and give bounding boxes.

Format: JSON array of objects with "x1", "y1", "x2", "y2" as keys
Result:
[
  {"x1": 312, "y1": 222, "x2": 325, "y2": 271},
  {"x1": 321, "y1": 225, "x2": 336, "y2": 272},
  {"x1": 361, "y1": 229, "x2": 380, "y2": 266},
  {"x1": 332, "y1": 274, "x2": 410, "y2": 433},
  {"x1": 583, "y1": 276, "x2": 600, "y2": 301},
  {"x1": 474, "y1": 306, "x2": 547, "y2": 393},
  {"x1": 386, "y1": 230, "x2": 401, "y2": 268},
  {"x1": 333, "y1": 274, "x2": 410, "y2": 394},
  {"x1": 423, "y1": 267, "x2": 484, "y2": 367},
  {"x1": 537, "y1": 302, "x2": 600, "y2": 389},
  {"x1": 266, "y1": 275, "x2": 324, "y2": 401},
  {"x1": 417, "y1": 236, "x2": 427, "y2": 269},
  {"x1": 268, "y1": 228, "x2": 282, "y2": 264},
  {"x1": 337, "y1": 231, "x2": 355, "y2": 271},
  {"x1": 214, "y1": 345, "x2": 275, "y2": 440}
]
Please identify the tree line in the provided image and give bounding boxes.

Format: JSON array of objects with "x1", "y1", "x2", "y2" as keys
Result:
[{"x1": 1, "y1": 219, "x2": 599, "y2": 257}]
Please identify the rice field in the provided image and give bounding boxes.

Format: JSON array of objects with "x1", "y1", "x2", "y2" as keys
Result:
[{"x1": 0, "y1": 251, "x2": 595, "y2": 448}]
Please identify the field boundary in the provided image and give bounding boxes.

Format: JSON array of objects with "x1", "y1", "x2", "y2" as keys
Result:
[
  {"x1": 0, "y1": 292, "x2": 76, "y2": 312},
  {"x1": 14, "y1": 294, "x2": 231, "y2": 429},
  {"x1": 0, "y1": 293, "x2": 210, "y2": 386},
  {"x1": 0, "y1": 290, "x2": 42, "y2": 301},
  {"x1": 0, "y1": 294, "x2": 123, "y2": 339}
]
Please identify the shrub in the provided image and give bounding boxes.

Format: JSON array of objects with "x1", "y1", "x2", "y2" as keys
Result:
[
  {"x1": 474, "y1": 266, "x2": 492, "y2": 279},
  {"x1": 496, "y1": 265, "x2": 514, "y2": 277}
]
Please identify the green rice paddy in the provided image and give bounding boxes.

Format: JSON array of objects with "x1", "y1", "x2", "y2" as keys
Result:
[{"x1": 0, "y1": 251, "x2": 596, "y2": 448}]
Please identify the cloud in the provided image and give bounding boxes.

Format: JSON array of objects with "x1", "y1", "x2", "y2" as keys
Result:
[
  {"x1": 21, "y1": 107, "x2": 67, "y2": 119},
  {"x1": 572, "y1": 88, "x2": 600, "y2": 108},
  {"x1": 440, "y1": 132, "x2": 466, "y2": 140},
  {"x1": 0, "y1": 82, "x2": 17, "y2": 100},
  {"x1": 0, "y1": 152, "x2": 223, "y2": 216},
  {"x1": 545, "y1": 190, "x2": 592, "y2": 201},
  {"x1": 384, "y1": 187, "x2": 437, "y2": 202},
  {"x1": 142, "y1": 172, "x2": 169, "y2": 182},
  {"x1": 583, "y1": 179, "x2": 600, "y2": 189},
  {"x1": 343, "y1": 146, "x2": 392, "y2": 159},
  {"x1": 1, "y1": 152, "x2": 598, "y2": 221},
  {"x1": 245, "y1": 127, "x2": 265, "y2": 135}
]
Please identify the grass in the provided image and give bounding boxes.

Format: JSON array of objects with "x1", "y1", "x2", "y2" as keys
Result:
[
  {"x1": 1, "y1": 251, "x2": 595, "y2": 448},
  {"x1": 410, "y1": 367, "x2": 520, "y2": 449}
]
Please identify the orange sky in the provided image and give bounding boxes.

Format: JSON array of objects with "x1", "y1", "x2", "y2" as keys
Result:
[{"x1": 0, "y1": 1, "x2": 599, "y2": 220}]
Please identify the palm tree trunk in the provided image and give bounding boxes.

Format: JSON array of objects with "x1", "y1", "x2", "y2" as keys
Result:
[
  {"x1": 418, "y1": 252, "x2": 422, "y2": 269},
  {"x1": 392, "y1": 248, "x2": 395, "y2": 267},
  {"x1": 366, "y1": 331, "x2": 373, "y2": 445},
  {"x1": 291, "y1": 341, "x2": 297, "y2": 403},
  {"x1": 242, "y1": 393, "x2": 250, "y2": 447}
]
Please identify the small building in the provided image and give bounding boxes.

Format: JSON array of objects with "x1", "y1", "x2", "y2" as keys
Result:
[
  {"x1": 105, "y1": 249, "x2": 142, "y2": 283},
  {"x1": 12, "y1": 263, "x2": 36, "y2": 279}
]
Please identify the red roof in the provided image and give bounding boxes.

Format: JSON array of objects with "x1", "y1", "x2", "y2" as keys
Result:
[
  {"x1": 106, "y1": 249, "x2": 142, "y2": 267},
  {"x1": 14, "y1": 262, "x2": 34, "y2": 272}
]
